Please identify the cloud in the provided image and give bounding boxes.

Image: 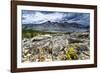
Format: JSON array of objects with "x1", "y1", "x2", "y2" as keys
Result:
[
  {"x1": 22, "y1": 10, "x2": 90, "y2": 26},
  {"x1": 22, "y1": 11, "x2": 66, "y2": 24},
  {"x1": 67, "y1": 13, "x2": 90, "y2": 25}
]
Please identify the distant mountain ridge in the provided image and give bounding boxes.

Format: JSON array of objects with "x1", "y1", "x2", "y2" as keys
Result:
[{"x1": 22, "y1": 21, "x2": 89, "y2": 32}]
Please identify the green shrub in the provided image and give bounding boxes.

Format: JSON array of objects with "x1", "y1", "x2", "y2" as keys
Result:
[{"x1": 66, "y1": 44, "x2": 79, "y2": 60}]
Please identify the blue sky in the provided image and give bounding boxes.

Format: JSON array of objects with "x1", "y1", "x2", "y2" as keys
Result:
[{"x1": 22, "y1": 10, "x2": 90, "y2": 26}]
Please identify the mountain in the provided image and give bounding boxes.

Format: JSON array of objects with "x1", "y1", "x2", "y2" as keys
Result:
[{"x1": 22, "y1": 21, "x2": 89, "y2": 32}]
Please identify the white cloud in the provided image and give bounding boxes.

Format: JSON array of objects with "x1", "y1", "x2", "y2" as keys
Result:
[
  {"x1": 22, "y1": 11, "x2": 90, "y2": 26},
  {"x1": 22, "y1": 12, "x2": 66, "y2": 24}
]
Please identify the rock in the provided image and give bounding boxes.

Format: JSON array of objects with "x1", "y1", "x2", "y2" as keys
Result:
[{"x1": 22, "y1": 32, "x2": 90, "y2": 62}]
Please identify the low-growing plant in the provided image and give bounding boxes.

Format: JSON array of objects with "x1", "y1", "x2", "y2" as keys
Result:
[{"x1": 65, "y1": 44, "x2": 79, "y2": 60}]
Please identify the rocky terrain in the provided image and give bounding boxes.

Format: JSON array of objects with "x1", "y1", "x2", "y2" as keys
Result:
[{"x1": 22, "y1": 32, "x2": 90, "y2": 62}]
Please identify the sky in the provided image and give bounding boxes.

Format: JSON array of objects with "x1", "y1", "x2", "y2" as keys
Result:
[{"x1": 22, "y1": 10, "x2": 90, "y2": 26}]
